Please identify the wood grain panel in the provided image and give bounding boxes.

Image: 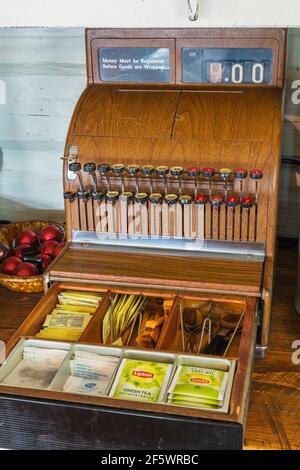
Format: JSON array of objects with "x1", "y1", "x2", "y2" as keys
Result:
[
  {"x1": 66, "y1": 131, "x2": 273, "y2": 174},
  {"x1": 74, "y1": 86, "x2": 180, "y2": 138},
  {"x1": 173, "y1": 89, "x2": 276, "y2": 142},
  {"x1": 49, "y1": 246, "x2": 263, "y2": 294}
]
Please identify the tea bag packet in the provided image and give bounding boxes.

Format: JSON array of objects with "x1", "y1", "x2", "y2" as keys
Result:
[
  {"x1": 110, "y1": 359, "x2": 172, "y2": 403},
  {"x1": 23, "y1": 346, "x2": 68, "y2": 366},
  {"x1": 1, "y1": 346, "x2": 68, "y2": 390},
  {"x1": 61, "y1": 351, "x2": 119, "y2": 396},
  {"x1": 69, "y1": 351, "x2": 119, "y2": 380},
  {"x1": 166, "y1": 366, "x2": 229, "y2": 409},
  {"x1": 102, "y1": 294, "x2": 146, "y2": 345},
  {"x1": 63, "y1": 376, "x2": 109, "y2": 397}
]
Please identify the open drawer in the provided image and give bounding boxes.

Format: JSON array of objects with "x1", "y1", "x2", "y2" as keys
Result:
[{"x1": 0, "y1": 280, "x2": 258, "y2": 450}]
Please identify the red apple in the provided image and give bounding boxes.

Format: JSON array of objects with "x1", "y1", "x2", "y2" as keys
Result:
[
  {"x1": 14, "y1": 243, "x2": 32, "y2": 258},
  {"x1": 15, "y1": 262, "x2": 38, "y2": 277},
  {"x1": 1, "y1": 256, "x2": 22, "y2": 274},
  {"x1": 54, "y1": 242, "x2": 66, "y2": 258},
  {"x1": 40, "y1": 240, "x2": 59, "y2": 258},
  {"x1": 34, "y1": 254, "x2": 52, "y2": 270},
  {"x1": 40, "y1": 225, "x2": 64, "y2": 243},
  {"x1": 16, "y1": 229, "x2": 39, "y2": 247}
]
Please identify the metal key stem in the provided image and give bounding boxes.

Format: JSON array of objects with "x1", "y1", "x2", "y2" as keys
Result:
[
  {"x1": 84, "y1": 162, "x2": 98, "y2": 231},
  {"x1": 219, "y1": 168, "x2": 232, "y2": 201},
  {"x1": 134, "y1": 193, "x2": 148, "y2": 236},
  {"x1": 98, "y1": 163, "x2": 111, "y2": 191},
  {"x1": 187, "y1": 167, "x2": 201, "y2": 197},
  {"x1": 250, "y1": 169, "x2": 263, "y2": 242},
  {"x1": 112, "y1": 164, "x2": 125, "y2": 193},
  {"x1": 240, "y1": 197, "x2": 255, "y2": 241},
  {"x1": 141, "y1": 165, "x2": 154, "y2": 194},
  {"x1": 106, "y1": 191, "x2": 119, "y2": 235},
  {"x1": 127, "y1": 165, "x2": 140, "y2": 194},
  {"x1": 149, "y1": 193, "x2": 162, "y2": 237},
  {"x1": 225, "y1": 196, "x2": 239, "y2": 241},
  {"x1": 156, "y1": 166, "x2": 169, "y2": 195},
  {"x1": 63, "y1": 191, "x2": 78, "y2": 228},
  {"x1": 179, "y1": 195, "x2": 192, "y2": 238},
  {"x1": 234, "y1": 168, "x2": 247, "y2": 201},
  {"x1": 202, "y1": 167, "x2": 215, "y2": 200},
  {"x1": 69, "y1": 162, "x2": 88, "y2": 230},
  {"x1": 171, "y1": 166, "x2": 184, "y2": 195},
  {"x1": 165, "y1": 194, "x2": 178, "y2": 238},
  {"x1": 120, "y1": 191, "x2": 133, "y2": 236},
  {"x1": 210, "y1": 195, "x2": 223, "y2": 240},
  {"x1": 194, "y1": 195, "x2": 207, "y2": 239}
]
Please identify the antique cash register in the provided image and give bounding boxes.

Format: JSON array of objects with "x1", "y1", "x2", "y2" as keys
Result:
[{"x1": 0, "y1": 28, "x2": 286, "y2": 450}]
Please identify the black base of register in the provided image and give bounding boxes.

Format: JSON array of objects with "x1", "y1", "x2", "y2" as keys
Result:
[{"x1": 0, "y1": 394, "x2": 243, "y2": 450}]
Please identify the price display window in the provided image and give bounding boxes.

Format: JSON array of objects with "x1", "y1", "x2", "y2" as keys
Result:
[{"x1": 182, "y1": 48, "x2": 273, "y2": 84}]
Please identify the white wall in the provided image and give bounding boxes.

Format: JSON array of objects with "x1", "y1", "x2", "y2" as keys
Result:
[
  {"x1": 0, "y1": 28, "x2": 85, "y2": 223},
  {"x1": 0, "y1": 0, "x2": 300, "y2": 28}
]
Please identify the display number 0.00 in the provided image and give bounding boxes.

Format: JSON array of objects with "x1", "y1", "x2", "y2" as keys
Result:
[
  {"x1": 231, "y1": 62, "x2": 265, "y2": 84},
  {"x1": 182, "y1": 48, "x2": 272, "y2": 84}
]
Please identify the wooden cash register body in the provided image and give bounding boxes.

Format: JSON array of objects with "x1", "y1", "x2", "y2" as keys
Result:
[{"x1": 0, "y1": 28, "x2": 286, "y2": 450}]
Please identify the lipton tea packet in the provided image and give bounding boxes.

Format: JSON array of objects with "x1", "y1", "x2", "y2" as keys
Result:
[
  {"x1": 110, "y1": 359, "x2": 172, "y2": 403},
  {"x1": 166, "y1": 366, "x2": 228, "y2": 408}
]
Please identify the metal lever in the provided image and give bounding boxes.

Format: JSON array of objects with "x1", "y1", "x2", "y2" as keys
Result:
[{"x1": 63, "y1": 145, "x2": 78, "y2": 181}]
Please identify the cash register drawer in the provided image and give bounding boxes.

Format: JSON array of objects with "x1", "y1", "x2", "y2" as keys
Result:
[{"x1": 0, "y1": 280, "x2": 258, "y2": 449}]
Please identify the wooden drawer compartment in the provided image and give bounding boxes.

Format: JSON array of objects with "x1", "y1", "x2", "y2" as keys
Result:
[
  {"x1": 158, "y1": 294, "x2": 248, "y2": 356},
  {"x1": 6, "y1": 282, "x2": 177, "y2": 353}
]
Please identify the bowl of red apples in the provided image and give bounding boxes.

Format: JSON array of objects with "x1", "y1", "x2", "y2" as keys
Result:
[{"x1": 0, "y1": 221, "x2": 66, "y2": 293}]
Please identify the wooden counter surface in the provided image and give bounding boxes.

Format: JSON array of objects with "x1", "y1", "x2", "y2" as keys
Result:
[{"x1": 0, "y1": 238, "x2": 299, "y2": 450}]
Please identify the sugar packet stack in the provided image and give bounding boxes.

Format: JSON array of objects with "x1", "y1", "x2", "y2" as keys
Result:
[
  {"x1": 36, "y1": 290, "x2": 102, "y2": 341},
  {"x1": 63, "y1": 351, "x2": 119, "y2": 397},
  {"x1": 166, "y1": 366, "x2": 229, "y2": 409}
]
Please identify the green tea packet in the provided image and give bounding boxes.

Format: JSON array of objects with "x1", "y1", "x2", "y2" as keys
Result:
[
  {"x1": 167, "y1": 366, "x2": 228, "y2": 405},
  {"x1": 167, "y1": 392, "x2": 222, "y2": 407},
  {"x1": 167, "y1": 398, "x2": 218, "y2": 409},
  {"x1": 110, "y1": 359, "x2": 172, "y2": 403}
]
